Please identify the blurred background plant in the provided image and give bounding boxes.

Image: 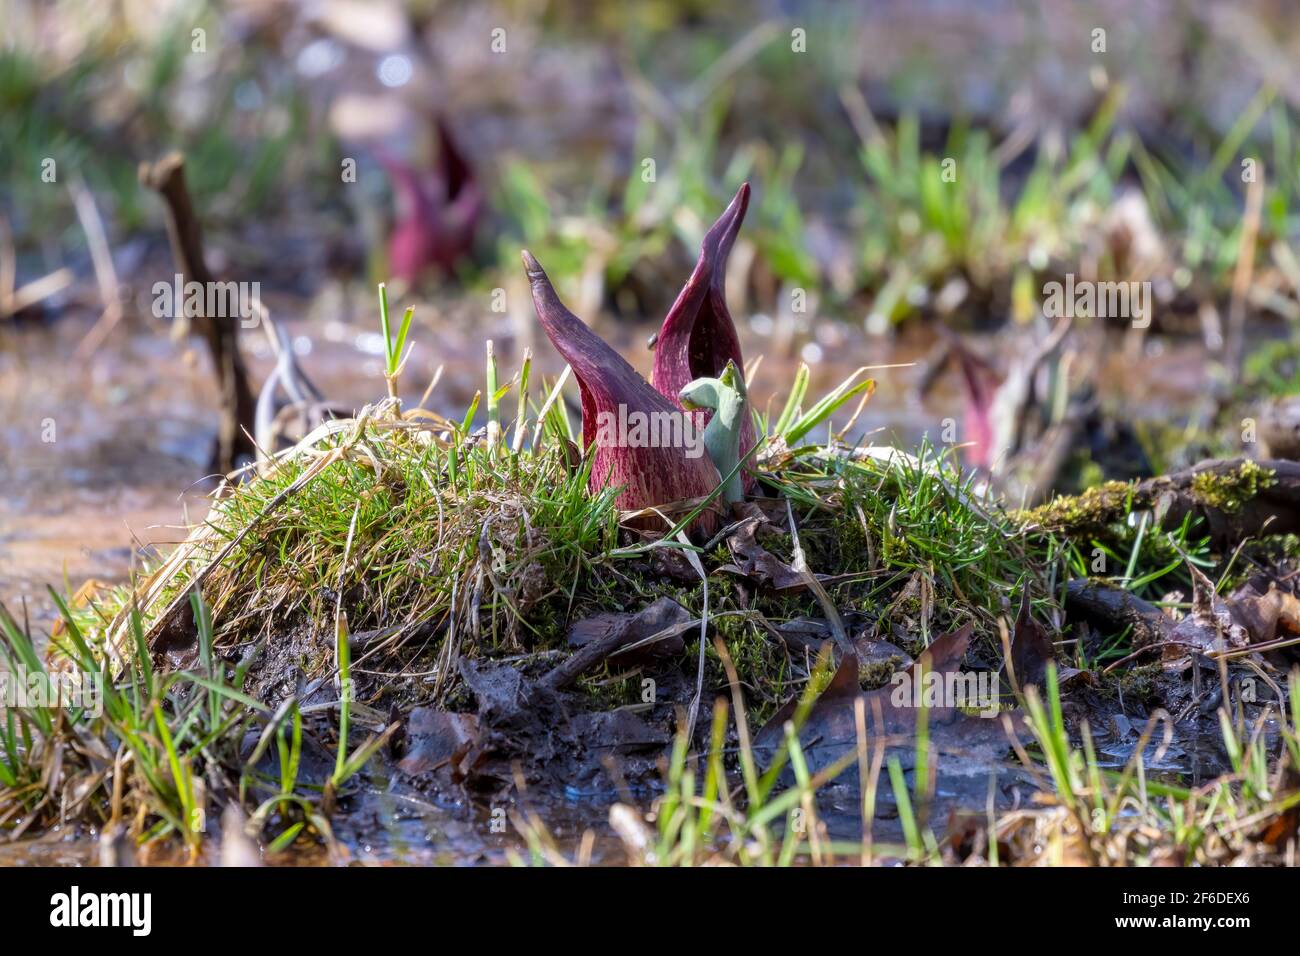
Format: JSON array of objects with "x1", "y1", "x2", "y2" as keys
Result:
[{"x1": 5, "y1": 0, "x2": 1300, "y2": 329}]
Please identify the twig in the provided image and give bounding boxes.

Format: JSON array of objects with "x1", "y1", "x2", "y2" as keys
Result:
[
  {"x1": 1064, "y1": 578, "x2": 1171, "y2": 647},
  {"x1": 0, "y1": 266, "x2": 74, "y2": 318},
  {"x1": 839, "y1": 83, "x2": 883, "y2": 149},
  {"x1": 140, "y1": 151, "x2": 255, "y2": 472},
  {"x1": 70, "y1": 175, "x2": 124, "y2": 359},
  {"x1": 0, "y1": 216, "x2": 15, "y2": 311}
]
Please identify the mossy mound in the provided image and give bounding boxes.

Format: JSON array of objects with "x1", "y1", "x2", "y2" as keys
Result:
[{"x1": 90, "y1": 411, "x2": 1040, "y2": 721}]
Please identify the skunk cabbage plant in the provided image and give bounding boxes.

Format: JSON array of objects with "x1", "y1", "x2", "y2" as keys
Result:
[
  {"x1": 651, "y1": 183, "x2": 758, "y2": 489},
  {"x1": 951, "y1": 342, "x2": 998, "y2": 469},
  {"x1": 381, "y1": 118, "x2": 484, "y2": 283},
  {"x1": 948, "y1": 321, "x2": 1070, "y2": 472},
  {"x1": 523, "y1": 185, "x2": 768, "y2": 533},
  {"x1": 679, "y1": 359, "x2": 748, "y2": 506},
  {"x1": 522, "y1": 251, "x2": 723, "y2": 534}
]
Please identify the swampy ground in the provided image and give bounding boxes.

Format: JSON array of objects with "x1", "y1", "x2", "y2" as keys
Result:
[{"x1": 3, "y1": 1, "x2": 1300, "y2": 867}]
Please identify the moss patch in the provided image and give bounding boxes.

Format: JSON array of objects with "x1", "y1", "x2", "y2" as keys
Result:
[
  {"x1": 1188, "y1": 461, "x2": 1275, "y2": 514},
  {"x1": 1014, "y1": 480, "x2": 1135, "y2": 533}
]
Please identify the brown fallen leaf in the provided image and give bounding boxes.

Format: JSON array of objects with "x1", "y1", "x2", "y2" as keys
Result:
[
  {"x1": 1007, "y1": 588, "x2": 1055, "y2": 693},
  {"x1": 754, "y1": 624, "x2": 1029, "y2": 779},
  {"x1": 566, "y1": 596, "x2": 690, "y2": 657},
  {"x1": 775, "y1": 617, "x2": 909, "y2": 668},
  {"x1": 446, "y1": 658, "x2": 671, "y2": 794},
  {"x1": 1163, "y1": 564, "x2": 1252, "y2": 662},
  {"x1": 1163, "y1": 565, "x2": 1300, "y2": 665},
  {"x1": 1004, "y1": 588, "x2": 1083, "y2": 693},
  {"x1": 717, "y1": 516, "x2": 857, "y2": 592},
  {"x1": 546, "y1": 596, "x2": 692, "y2": 690},
  {"x1": 1223, "y1": 573, "x2": 1300, "y2": 661},
  {"x1": 397, "y1": 708, "x2": 479, "y2": 779},
  {"x1": 717, "y1": 515, "x2": 804, "y2": 589},
  {"x1": 1257, "y1": 768, "x2": 1300, "y2": 847}
]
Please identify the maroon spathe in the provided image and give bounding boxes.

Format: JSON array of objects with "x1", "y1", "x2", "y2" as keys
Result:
[
  {"x1": 523, "y1": 250, "x2": 722, "y2": 535},
  {"x1": 651, "y1": 183, "x2": 757, "y2": 491}
]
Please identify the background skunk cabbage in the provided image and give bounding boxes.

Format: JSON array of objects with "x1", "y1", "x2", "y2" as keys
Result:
[
  {"x1": 945, "y1": 320, "x2": 1071, "y2": 472},
  {"x1": 652, "y1": 183, "x2": 758, "y2": 490},
  {"x1": 380, "y1": 118, "x2": 484, "y2": 283},
  {"x1": 523, "y1": 250, "x2": 722, "y2": 534},
  {"x1": 951, "y1": 341, "x2": 998, "y2": 469}
]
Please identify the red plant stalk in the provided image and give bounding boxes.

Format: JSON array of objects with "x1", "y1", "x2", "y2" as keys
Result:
[{"x1": 950, "y1": 342, "x2": 998, "y2": 468}]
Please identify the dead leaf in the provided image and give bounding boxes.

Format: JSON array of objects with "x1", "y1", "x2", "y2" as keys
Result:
[
  {"x1": 1006, "y1": 588, "x2": 1058, "y2": 693},
  {"x1": 566, "y1": 596, "x2": 690, "y2": 659},
  {"x1": 398, "y1": 708, "x2": 479, "y2": 778},
  {"x1": 544, "y1": 597, "x2": 692, "y2": 690},
  {"x1": 1164, "y1": 565, "x2": 1300, "y2": 664},
  {"x1": 775, "y1": 617, "x2": 908, "y2": 667},
  {"x1": 718, "y1": 517, "x2": 854, "y2": 592},
  {"x1": 449, "y1": 659, "x2": 669, "y2": 794},
  {"x1": 1163, "y1": 564, "x2": 1250, "y2": 662},
  {"x1": 755, "y1": 624, "x2": 1029, "y2": 779}
]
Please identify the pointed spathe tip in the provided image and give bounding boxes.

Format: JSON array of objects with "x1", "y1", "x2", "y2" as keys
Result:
[
  {"x1": 702, "y1": 182, "x2": 751, "y2": 255},
  {"x1": 726, "y1": 181, "x2": 751, "y2": 221},
  {"x1": 520, "y1": 248, "x2": 542, "y2": 276}
]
